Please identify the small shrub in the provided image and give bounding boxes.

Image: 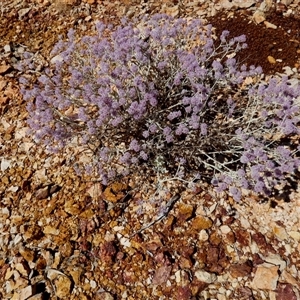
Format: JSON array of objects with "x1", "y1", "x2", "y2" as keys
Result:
[{"x1": 19, "y1": 14, "x2": 300, "y2": 201}]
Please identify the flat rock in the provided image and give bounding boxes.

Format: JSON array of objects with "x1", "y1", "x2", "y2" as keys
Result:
[
  {"x1": 177, "y1": 204, "x2": 194, "y2": 223},
  {"x1": 219, "y1": 0, "x2": 255, "y2": 9},
  {"x1": 191, "y1": 216, "x2": 213, "y2": 230},
  {"x1": 276, "y1": 283, "x2": 297, "y2": 300},
  {"x1": 0, "y1": 64, "x2": 12, "y2": 75},
  {"x1": 229, "y1": 261, "x2": 252, "y2": 278},
  {"x1": 19, "y1": 285, "x2": 34, "y2": 300},
  {"x1": 264, "y1": 21, "x2": 277, "y2": 29},
  {"x1": 194, "y1": 270, "x2": 217, "y2": 284},
  {"x1": 152, "y1": 265, "x2": 172, "y2": 285},
  {"x1": 268, "y1": 56, "x2": 276, "y2": 64},
  {"x1": 251, "y1": 263, "x2": 279, "y2": 290},
  {"x1": 253, "y1": 10, "x2": 266, "y2": 24},
  {"x1": 54, "y1": 275, "x2": 72, "y2": 298}
]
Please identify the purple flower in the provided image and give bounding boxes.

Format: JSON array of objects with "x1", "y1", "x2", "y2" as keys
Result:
[
  {"x1": 216, "y1": 182, "x2": 227, "y2": 193},
  {"x1": 129, "y1": 139, "x2": 141, "y2": 152},
  {"x1": 175, "y1": 124, "x2": 189, "y2": 135},
  {"x1": 200, "y1": 123, "x2": 207, "y2": 136},
  {"x1": 250, "y1": 165, "x2": 263, "y2": 180},
  {"x1": 229, "y1": 186, "x2": 242, "y2": 202},
  {"x1": 212, "y1": 60, "x2": 223, "y2": 72},
  {"x1": 140, "y1": 151, "x2": 148, "y2": 160},
  {"x1": 234, "y1": 35, "x2": 246, "y2": 43},
  {"x1": 18, "y1": 14, "x2": 300, "y2": 198},
  {"x1": 100, "y1": 147, "x2": 109, "y2": 159},
  {"x1": 149, "y1": 123, "x2": 157, "y2": 133},
  {"x1": 189, "y1": 114, "x2": 200, "y2": 129},
  {"x1": 120, "y1": 152, "x2": 131, "y2": 164},
  {"x1": 165, "y1": 135, "x2": 174, "y2": 143},
  {"x1": 254, "y1": 179, "x2": 266, "y2": 193},
  {"x1": 167, "y1": 111, "x2": 181, "y2": 120},
  {"x1": 220, "y1": 30, "x2": 230, "y2": 43},
  {"x1": 143, "y1": 130, "x2": 150, "y2": 138},
  {"x1": 110, "y1": 116, "x2": 123, "y2": 127}
]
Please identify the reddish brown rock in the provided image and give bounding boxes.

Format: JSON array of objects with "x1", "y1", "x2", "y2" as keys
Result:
[
  {"x1": 229, "y1": 261, "x2": 253, "y2": 278},
  {"x1": 99, "y1": 241, "x2": 117, "y2": 265},
  {"x1": 176, "y1": 286, "x2": 192, "y2": 300},
  {"x1": 177, "y1": 204, "x2": 194, "y2": 223},
  {"x1": 235, "y1": 229, "x2": 250, "y2": 247},
  {"x1": 152, "y1": 265, "x2": 172, "y2": 285},
  {"x1": 276, "y1": 283, "x2": 297, "y2": 300},
  {"x1": 209, "y1": 231, "x2": 222, "y2": 246}
]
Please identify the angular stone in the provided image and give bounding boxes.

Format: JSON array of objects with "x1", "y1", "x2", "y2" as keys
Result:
[
  {"x1": 59, "y1": 241, "x2": 73, "y2": 258},
  {"x1": 198, "y1": 230, "x2": 209, "y2": 241},
  {"x1": 95, "y1": 292, "x2": 114, "y2": 300},
  {"x1": 86, "y1": 182, "x2": 102, "y2": 199},
  {"x1": 27, "y1": 293, "x2": 45, "y2": 300},
  {"x1": 252, "y1": 263, "x2": 279, "y2": 290},
  {"x1": 229, "y1": 261, "x2": 252, "y2": 278},
  {"x1": 69, "y1": 268, "x2": 83, "y2": 286},
  {"x1": 281, "y1": 0, "x2": 293, "y2": 5},
  {"x1": 63, "y1": 0, "x2": 79, "y2": 4},
  {"x1": 15, "y1": 262, "x2": 30, "y2": 277},
  {"x1": 210, "y1": 231, "x2": 222, "y2": 246},
  {"x1": 35, "y1": 186, "x2": 49, "y2": 200},
  {"x1": 54, "y1": 275, "x2": 72, "y2": 298},
  {"x1": 0, "y1": 64, "x2": 12, "y2": 74},
  {"x1": 64, "y1": 200, "x2": 82, "y2": 215},
  {"x1": 256, "y1": 0, "x2": 271, "y2": 12},
  {"x1": 176, "y1": 285, "x2": 192, "y2": 300},
  {"x1": 43, "y1": 225, "x2": 59, "y2": 236},
  {"x1": 103, "y1": 182, "x2": 128, "y2": 203},
  {"x1": 280, "y1": 270, "x2": 300, "y2": 288},
  {"x1": 264, "y1": 254, "x2": 286, "y2": 272},
  {"x1": 219, "y1": 0, "x2": 234, "y2": 9},
  {"x1": 19, "y1": 285, "x2": 34, "y2": 300},
  {"x1": 220, "y1": 225, "x2": 231, "y2": 234},
  {"x1": 1, "y1": 158, "x2": 11, "y2": 172},
  {"x1": 49, "y1": 184, "x2": 61, "y2": 195},
  {"x1": 152, "y1": 265, "x2": 172, "y2": 285},
  {"x1": 276, "y1": 283, "x2": 297, "y2": 300},
  {"x1": 264, "y1": 21, "x2": 277, "y2": 29},
  {"x1": 271, "y1": 222, "x2": 288, "y2": 241},
  {"x1": 165, "y1": 5, "x2": 179, "y2": 17},
  {"x1": 194, "y1": 270, "x2": 217, "y2": 284},
  {"x1": 235, "y1": 229, "x2": 250, "y2": 247},
  {"x1": 233, "y1": 0, "x2": 256, "y2": 8},
  {"x1": 253, "y1": 10, "x2": 266, "y2": 24},
  {"x1": 50, "y1": 54, "x2": 64, "y2": 64},
  {"x1": 4, "y1": 44, "x2": 11, "y2": 53},
  {"x1": 268, "y1": 56, "x2": 276, "y2": 64},
  {"x1": 18, "y1": 7, "x2": 31, "y2": 18},
  {"x1": 219, "y1": 0, "x2": 255, "y2": 9},
  {"x1": 23, "y1": 225, "x2": 43, "y2": 241},
  {"x1": 191, "y1": 216, "x2": 213, "y2": 230},
  {"x1": 177, "y1": 204, "x2": 194, "y2": 223}
]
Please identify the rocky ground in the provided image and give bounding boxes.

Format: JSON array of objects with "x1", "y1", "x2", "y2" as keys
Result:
[{"x1": 0, "y1": 0, "x2": 300, "y2": 299}]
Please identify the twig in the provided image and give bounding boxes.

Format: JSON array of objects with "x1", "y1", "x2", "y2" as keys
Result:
[{"x1": 129, "y1": 193, "x2": 180, "y2": 238}]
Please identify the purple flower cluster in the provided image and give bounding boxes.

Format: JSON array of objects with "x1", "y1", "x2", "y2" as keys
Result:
[{"x1": 19, "y1": 14, "x2": 300, "y2": 200}]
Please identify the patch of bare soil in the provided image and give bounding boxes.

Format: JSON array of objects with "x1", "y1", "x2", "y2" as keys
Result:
[{"x1": 0, "y1": 1, "x2": 300, "y2": 299}]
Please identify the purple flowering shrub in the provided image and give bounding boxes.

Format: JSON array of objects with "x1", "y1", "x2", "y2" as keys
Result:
[{"x1": 19, "y1": 14, "x2": 300, "y2": 201}]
